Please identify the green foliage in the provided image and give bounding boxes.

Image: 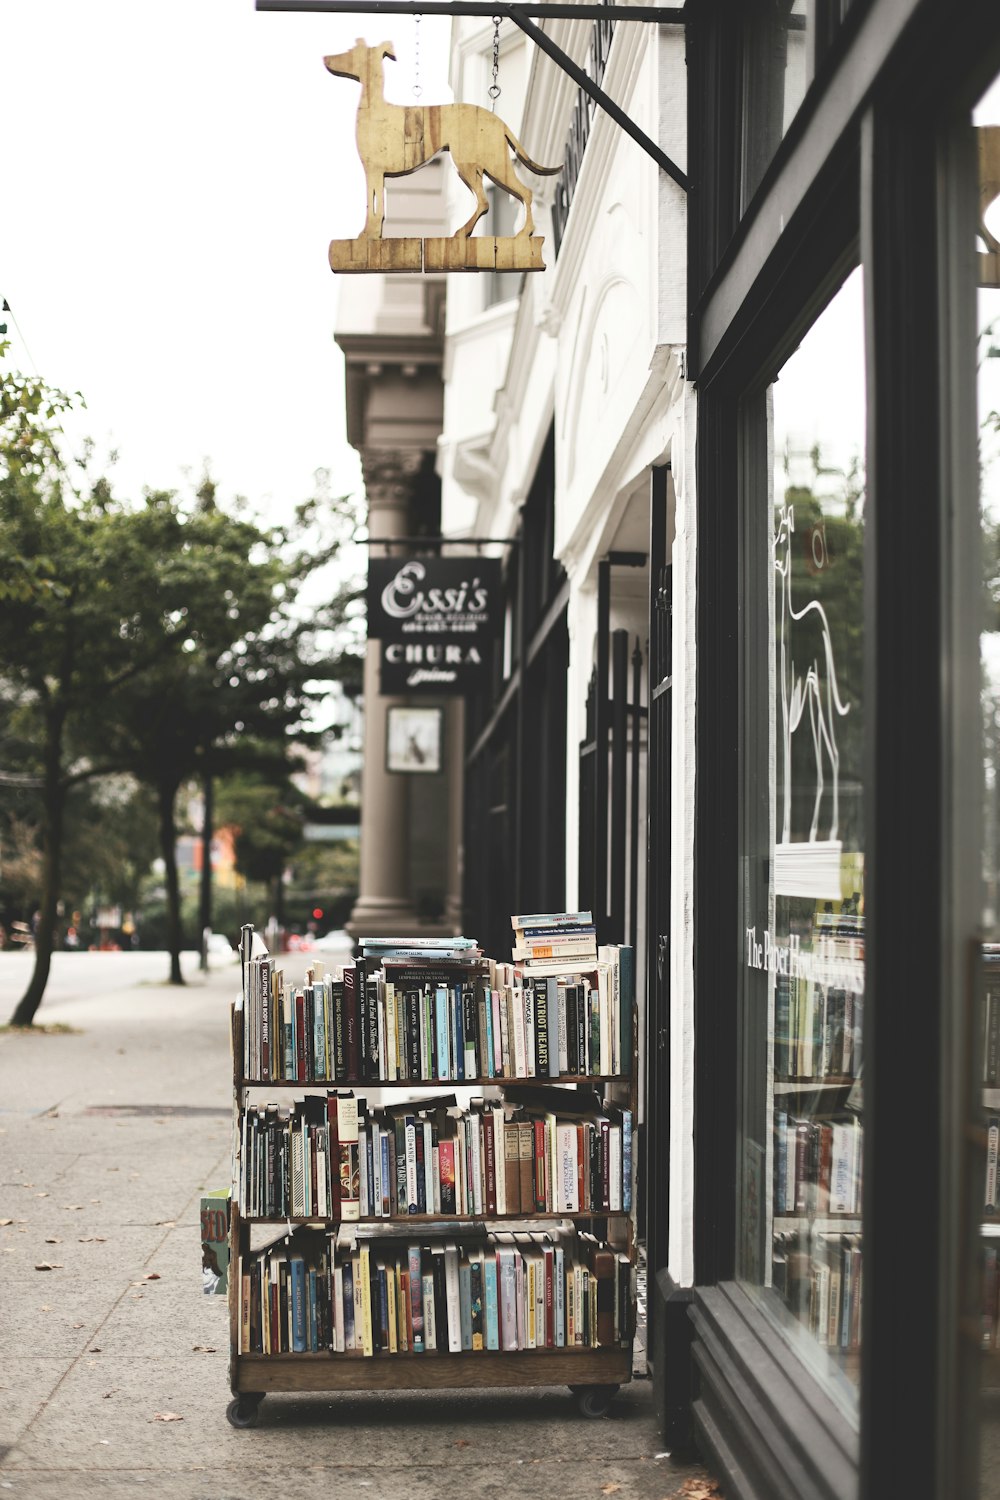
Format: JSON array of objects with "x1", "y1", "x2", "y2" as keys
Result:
[
  {"x1": 0, "y1": 343, "x2": 363, "y2": 1019},
  {"x1": 215, "y1": 772, "x2": 310, "y2": 890}
]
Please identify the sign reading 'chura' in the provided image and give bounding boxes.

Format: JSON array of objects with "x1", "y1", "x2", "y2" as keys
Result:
[{"x1": 367, "y1": 556, "x2": 503, "y2": 694}]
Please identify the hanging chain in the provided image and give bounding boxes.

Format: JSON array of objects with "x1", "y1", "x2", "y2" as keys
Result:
[
  {"x1": 489, "y1": 16, "x2": 501, "y2": 109},
  {"x1": 413, "y1": 13, "x2": 423, "y2": 99}
]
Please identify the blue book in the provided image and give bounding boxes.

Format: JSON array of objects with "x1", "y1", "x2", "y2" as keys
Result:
[
  {"x1": 290, "y1": 1255, "x2": 307, "y2": 1352},
  {"x1": 283, "y1": 993, "x2": 295, "y2": 1080},
  {"x1": 484, "y1": 1254, "x2": 500, "y2": 1350},
  {"x1": 435, "y1": 986, "x2": 450, "y2": 1080},
  {"x1": 308, "y1": 1266, "x2": 318, "y2": 1351},
  {"x1": 453, "y1": 984, "x2": 465, "y2": 1081},
  {"x1": 313, "y1": 982, "x2": 327, "y2": 1082},
  {"x1": 483, "y1": 989, "x2": 495, "y2": 1080},
  {"x1": 380, "y1": 1129, "x2": 391, "y2": 1217}
]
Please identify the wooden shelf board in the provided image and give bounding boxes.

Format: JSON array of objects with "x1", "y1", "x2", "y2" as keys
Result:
[
  {"x1": 244, "y1": 1210, "x2": 626, "y2": 1226},
  {"x1": 240, "y1": 1075, "x2": 630, "y2": 1090},
  {"x1": 234, "y1": 1346, "x2": 632, "y2": 1393}
]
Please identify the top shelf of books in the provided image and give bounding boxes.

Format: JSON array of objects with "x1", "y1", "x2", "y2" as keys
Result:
[{"x1": 238, "y1": 918, "x2": 634, "y2": 1089}]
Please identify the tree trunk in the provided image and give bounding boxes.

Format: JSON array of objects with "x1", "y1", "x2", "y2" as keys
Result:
[
  {"x1": 9, "y1": 713, "x2": 66, "y2": 1026},
  {"x1": 158, "y1": 780, "x2": 185, "y2": 985},
  {"x1": 198, "y1": 773, "x2": 213, "y2": 972}
]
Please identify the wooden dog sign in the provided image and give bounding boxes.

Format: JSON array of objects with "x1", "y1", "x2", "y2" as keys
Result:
[{"x1": 324, "y1": 39, "x2": 561, "y2": 274}]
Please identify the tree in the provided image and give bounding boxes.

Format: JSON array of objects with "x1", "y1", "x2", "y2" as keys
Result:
[
  {"x1": 80, "y1": 479, "x2": 358, "y2": 984},
  {"x1": 1, "y1": 342, "x2": 364, "y2": 1020}
]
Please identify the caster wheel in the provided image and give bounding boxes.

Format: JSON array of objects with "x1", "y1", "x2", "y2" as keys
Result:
[
  {"x1": 226, "y1": 1396, "x2": 262, "y2": 1428},
  {"x1": 575, "y1": 1384, "x2": 619, "y2": 1418}
]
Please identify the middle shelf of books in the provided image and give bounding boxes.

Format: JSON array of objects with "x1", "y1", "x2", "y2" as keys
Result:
[{"x1": 227, "y1": 917, "x2": 637, "y2": 1425}]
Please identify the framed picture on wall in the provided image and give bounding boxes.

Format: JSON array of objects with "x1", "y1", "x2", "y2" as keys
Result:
[{"x1": 385, "y1": 706, "x2": 444, "y2": 774}]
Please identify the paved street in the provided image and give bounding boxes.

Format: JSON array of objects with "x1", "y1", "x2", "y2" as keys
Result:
[{"x1": 0, "y1": 953, "x2": 716, "y2": 1500}]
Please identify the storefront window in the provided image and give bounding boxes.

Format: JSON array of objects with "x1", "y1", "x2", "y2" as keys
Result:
[
  {"x1": 738, "y1": 267, "x2": 866, "y2": 1416},
  {"x1": 976, "y1": 70, "x2": 1000, "y2": 1492}
]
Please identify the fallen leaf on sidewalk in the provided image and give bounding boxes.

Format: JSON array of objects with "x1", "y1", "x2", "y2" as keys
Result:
[
  {"x1": 90, "y1": 1347, "x2": 101, "y2": 1353},
  {"x1": 45, "y1": 1237, "x2": 61, "y2": 1244},
  {"x1": 453, "y1": 1439, "x2": 470, "y2": 1448},
  {"x1": 677, "y1": 1482, "x2": 724, "y2": 1499},
  {"x1": 34, "y1": 1191, "x2": 49, "y2": 1198},
  {"x1": 192, "y1": 1345, "x2": 216, "y2": 1353},
  {"x1": 62, "y1": 1204, "x2": 84, "y2": 1211},
  {"x1": 150, "y1": 1412, "x2": 183, "y2": 1422},
  {"x1": 601, "y1": 1486, "x2": 622, "y2": 1495},
  {"x1": 0, "y1": 1219, "x2": 11, "y2": 1226},
  {"x1": 142, "y1": 1272, "x2": 161, "y2": 1280},
  {"x1": 34, "y1": 1262, "x2": 62, "y2": 1271},
  {"x1": 72, "y1": 1322, "x2": 84, "y2": 1329}
]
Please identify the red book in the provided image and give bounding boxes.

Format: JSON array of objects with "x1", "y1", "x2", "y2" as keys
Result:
[
  {"x1": 533, "y1": 1119, "x2": 547, "y2": 1212},
  {"x1": 543, "y1": 1240, "x2": 554, "y2": 1347},
  {"x1": 439, "y1": 1139, "x2": 457, "y2": 1214},
  {"x1": 481, "y1": 1110, "x2": 497, "y2": 1215}
]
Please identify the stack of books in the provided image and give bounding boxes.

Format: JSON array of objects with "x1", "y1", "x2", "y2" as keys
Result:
[{"x1": 511, "y1": 911, "x2": 598, "y2": 972}]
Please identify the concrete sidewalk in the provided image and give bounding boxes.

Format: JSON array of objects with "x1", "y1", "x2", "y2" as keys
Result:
[{"x1": 0, "y1": 957, "x2": 717, "y2": 1500}]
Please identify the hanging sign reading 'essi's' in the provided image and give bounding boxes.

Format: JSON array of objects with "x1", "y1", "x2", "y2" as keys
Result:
[
  {"x1": 324, "y1": 39, "x2": 560, "y2": 274},
  {"x1": 367, "y1": 556, "x2": 502, "y2": 694}
]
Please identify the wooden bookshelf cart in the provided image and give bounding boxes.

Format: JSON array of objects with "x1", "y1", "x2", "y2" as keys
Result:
[{"x1": 226, "y1": 956, "x2": 638, "y2": 1427}]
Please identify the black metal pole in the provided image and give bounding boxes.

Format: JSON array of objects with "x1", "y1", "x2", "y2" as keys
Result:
[
  {"x1": 508, "y1": 7, "x2": 689, "y2": 190},
  {"x1": 258, "y1": 0, "x2": 685, "y2": 20},
  {"x1": 630, "y1": 636, "x2": 642, "y2": 955},
  {"x1": 198, "y1": 773, "x2": 214, "y2": 972},
  {"x1": 611, "y1": 629, "x2": 628, "y2": 945},
  {"x1": 595, "y1": 559, "x2": 610, "y2": 944}
]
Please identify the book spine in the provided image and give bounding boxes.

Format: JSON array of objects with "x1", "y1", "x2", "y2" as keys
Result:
[
  {"x1": 435, "y1": 987, "x2": 451, "y2": 1081},
  {"x1": 484, "y1": 1255, "x2": 500, "y2": 1350},
  {"x1": 534, "y1": 979, "x2": 549, "y2": 1076},
  {"x1": 462, "y1": 983, "x2": 478, "y2": 1080},
  {"x1": 408, "y1": 1246, "x2": 424, "y2": 1352},
  {"x1": 453, "y1": 984, "x2": 465, "y2": 1082},
  {"x1": 546, "y1": 978, "x2": 560, "y2": 1078},
  {"x1": 406, "y1": 990, "x2": 421, "y2": 1081},
  {"x1": 483, "y1": 1111, "x2": 497, "y2": 1216}
]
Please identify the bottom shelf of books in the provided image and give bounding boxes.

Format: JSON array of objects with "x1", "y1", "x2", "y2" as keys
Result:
[{"x1": 227, "y1": 1207, "x2": 633, "y2": 1423}]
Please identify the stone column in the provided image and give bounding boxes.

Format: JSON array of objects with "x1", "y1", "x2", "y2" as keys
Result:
[
  {"x1": 347, "y1": 452, "x2": 422, "y2": 938},
  {"x1": 442, "y1": 697, "x2": 465, "y2": 934}
]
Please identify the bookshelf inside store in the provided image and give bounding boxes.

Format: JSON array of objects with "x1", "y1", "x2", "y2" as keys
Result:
[
  {"x1": 226, "y1": 916, "x2": 638, "y2": 1427},
  {"x1": 765, "y1": 903, "x2": 865, "y2": 1384},
  {"x1": 981, "y1": 948, "x2": 1000, "y2": 1377}
]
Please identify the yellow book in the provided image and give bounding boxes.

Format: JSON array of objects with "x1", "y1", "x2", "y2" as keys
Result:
[
  {"x1": 396, "y1": 1260, "x2": 409, "y2": 1352},
  {"x1": 240, "y1": 1273, "x2": 251, "y2": 1353},
  {"x1": 360, "y1": 1243, "x2": 374, "y2": 1357}
]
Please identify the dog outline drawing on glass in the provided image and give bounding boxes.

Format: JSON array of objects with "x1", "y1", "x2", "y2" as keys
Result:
[
  {"x1": 324, "y1": 39, "x2": 561, "y2": 240},
  {"x1": 774, "y1": 502, "x2": 850, "y2": 846}
]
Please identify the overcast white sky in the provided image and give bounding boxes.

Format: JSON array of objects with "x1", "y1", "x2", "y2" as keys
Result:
[{"x1": 1, "y1": 0, "x2": 452, "y2": 519}]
